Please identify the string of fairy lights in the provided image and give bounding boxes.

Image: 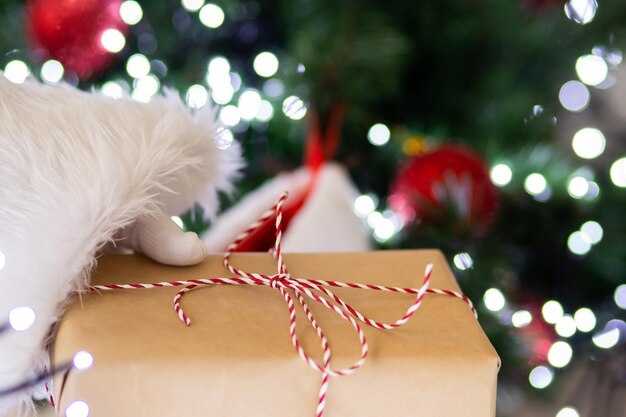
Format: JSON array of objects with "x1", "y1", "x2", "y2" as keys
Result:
[{"x1": 0, "y1": 1, "x2": 624, "y2": 417}]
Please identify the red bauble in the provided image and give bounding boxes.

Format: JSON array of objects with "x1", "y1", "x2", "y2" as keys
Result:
[
  {"x1": 389, "y1": 145, "x2": 498, "y2": 234},
  {"x1": 27, "y1": 0, "x2": 127, "y2": 79}
]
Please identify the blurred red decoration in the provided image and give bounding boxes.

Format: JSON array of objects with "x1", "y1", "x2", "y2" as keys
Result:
[
  {"x1": 27, "y1": 0, "x2": 127, "y2": 80},
  {"x1": 389, "y1": 145, "x2": 498, "y2": 235}
]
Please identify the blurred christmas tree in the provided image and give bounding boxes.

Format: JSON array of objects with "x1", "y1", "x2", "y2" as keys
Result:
[{"x1": 2, "y1": 0, "x2": 626, "y2": 415}]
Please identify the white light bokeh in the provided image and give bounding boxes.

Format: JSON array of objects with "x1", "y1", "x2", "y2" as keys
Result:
[
  {"x1": 9, "y1": 306, "x2": 36, "y2": 332},
  {"x1": 592, "y1": 327, "x2": 620, "y2": 349},
  {"x1": 181, "y1": 0, "x2": 204, "y2": 12},
  {"x1": 119, "y1": 1, "x2": 143, "y2": 25},
  {"x1": 367, "y1": 211, "x2": 384, "y2": 229},
  {"x1": 100, "y1": 29, "x2": 126, "y2": 53},
  {"x1": 568, "y1": 231, "x2": 592, "y2": 255},
  {"x1": 524, "y1": 173, "x2": 547, "y2": 195},
  {"x1": 367, "y1": 123, "x2": 391, "y2": 146},
  {"x1": 4, "y1": 60, "x2": 30, "y2": 84},
  {"x1": 41, "y1": 60, "x2": 64, "y2": 84},
  {"x1": 453, "y1": 253, "x2": 473, "y2": 271},
  {"x1": 615, "y1": 284, "x2": 626, "y2": 309},
  {"x1": 558, "y1": 80, "x2": 590, "y2": 112},
  {"x1": 490, "y1": 163, "x2": 513, "y2": 187},
  {"x1": 576, "y1": 55, "x2": 608, "y2": 86},
  {"x1": 580, "y1": 221, "x2": 602, "y2": 244},
  {"x1": 555, "y1": 315, "x2": 577, "y2": 338},
  {"x1": 556, "y1": 407, "x2": 580, "y2": 417},
  {"x1": 529, "y1": 366, "x2": 554, "y2": 389},
  {"x1": 211, "y1": 86, "x2": 234, "y2": 105},
  {"x1": 574, "y1": 307, "x2": 596, "y2": 332},
  {"x1": 564, "y1": 0, "x2": 598, "y2": 25},
  {"x1": 282, "y1": 96, "x2": 307, "y2": 120},
  {"x1": 542, "y1": 300, "x2": 564, "y2": 324},
  {"x1": 263, "y1": 79, "x2": 285, "y2": 98},
  {"x1": 65, "y1": 400, "x2": 90, "y2": 417},
  {"x1": 567, "y1": 176, "x2": 589, "y2": 199},
  {"x1": 186, "y1": 84, "x2": 208, "y2": 109},
  {"x1": 609, "y1": 157, "x2": 626, "y2": 188},
  {"x1": 511, "y1": 310, "x2": 532, "y2": 328},
  {"x1": 373, "y1": 218, "x2": 396, "y2": 242},
  {"x1": 354, "y1": 195, "x2": 376, "y2": 218},
  {"x1": 238, "y1": 90, "x2": 262, "y2": 121},
  {"x1": 255, "y1": 100, "x2": 274, "y2": 122},
  {"x1": 126, "y1": 54, "x2": 151, "y2": 78},
  {"x1": 199, "y1": 4, "x2": 225, "y2": 28},
  {"x1": 132, "y1": 75, "x2": 159, "y2": 102},
  {"x1": 547, "y1": 341, "x2": 573, "y2": 368},
  {"x1": 215, "y1": 128, "x2": 234, "y2": 150},
  {"x1": 572, "y1": 127, "x2": 605, "y2": 159},
  {"x1": 483, "y1": 288, "x2": 506, "y2": 312},
  {"x1": 253, "y1": 52, "x2": 279, "y2": 78},
  {"x1": 208, "y1": 56, "x2": 230, "y2": 75},
  {"x1": 73, "y1": 351, "x2": 94, "y2": 371},
  {"x1": 101, "y1": 81, "x2": 125, "y2": 99},
  {"x1": 219, "y1": 105, "x2": 241, "y2": 126},
  {"x1": 584, "y1": 180, "x2": 600, "y2": 201},
  {"x1": 0, "y1": 250, "x2": 5, "y2": 271}
]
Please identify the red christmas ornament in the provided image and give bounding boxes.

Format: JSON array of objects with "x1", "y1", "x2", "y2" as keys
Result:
[
  {"x1": 27, "y1": 0, "x2": 127, "y2": 80},
  {"x1": 389, "y1": 145, "x2": 498, "y2": 234}
]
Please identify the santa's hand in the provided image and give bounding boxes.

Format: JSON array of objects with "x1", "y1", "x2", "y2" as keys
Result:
[{"x1": 120, "y1": 212, "x2": 208, "y2": 266}]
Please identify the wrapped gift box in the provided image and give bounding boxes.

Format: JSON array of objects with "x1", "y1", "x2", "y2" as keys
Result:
[{"x1": 53, "y1": 250, "x2": 499, "y2": 416}]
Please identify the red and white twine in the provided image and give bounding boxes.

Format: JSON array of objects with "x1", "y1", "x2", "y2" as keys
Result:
[{"x1": 54, "y1": 192, "x2": 476, "y2": 417}]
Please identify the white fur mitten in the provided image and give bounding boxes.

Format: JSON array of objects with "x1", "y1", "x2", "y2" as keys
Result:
[{"x1": 0, "y1": 76, "x2": 242, "y2": 416}]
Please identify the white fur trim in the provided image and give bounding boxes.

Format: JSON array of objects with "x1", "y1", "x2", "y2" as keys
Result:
[{"x1": 0, "y1": 77, "x2": 242, "y2": 415}]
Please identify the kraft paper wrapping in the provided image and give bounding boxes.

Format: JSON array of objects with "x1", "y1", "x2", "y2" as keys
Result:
[{"x1": 53, "y1": 250, "x2": 500, "y2": 416}]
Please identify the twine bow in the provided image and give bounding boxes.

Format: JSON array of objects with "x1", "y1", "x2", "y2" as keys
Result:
[{"x1": 81, "y1": 192, "x2": 476, "y2": 417}]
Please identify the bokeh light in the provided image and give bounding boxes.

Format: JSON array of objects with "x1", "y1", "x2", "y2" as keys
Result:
[
  {"x1": 615, "y1": 284, "x2": 626, "y2": 309},
  {"x1": 529, "y1": 366, "x2": 554, "y2": 389},
  {"x1": 4, "y1": 60, "x2": 29, "y2": 84},
  {"x1": 453, "y1": 253, "x2": 473, "y2": 271},
  {"x1": 354, "y1": 195, "x2": 376, "y2": 217},
  {"x1": 65, "y1": 400, "x2": 90, "y2": 417},
  {"x1": 126, "y1": 54, "x2": 151, "y2": 78},
  {"x1": 238, "y1": 89, "x2": 262, "y2": 120},
  {"x1": 574, "y1": 307, "x2": 596, "y2": 332},
  {"x1": 555, "y1": 315, "x2": 576, "y2": 338},
  {"x1": 547, "y1": 341, "x2": 573, "y2": 368},
  {"x1": 592, "y1": 326, "x2": 620, "y2": 349},
  {"x1": 9, "y1": 306, "x2": 36, "y2": 332},
  {"x1": 572, "y1": 127, "x2": 605, "y2": 159},
  {"x1": 119, "y1": 1, "x2": 143, "y2": 25},
  {"x1": 542, "y1": 300, "x2": 564, "y2": 324},
  {"x1": 511, "y1": 310, "x2": 532, "y2": 328},
  {"x1": 181, "y1": 0, "x2": 204, "y2": 12},
  {"x1": 609, "y1": 157, "x2": 626, "y2": 187},
  {"x1": 199, "y1": 4, "x2": 225, "y2": 28},
  {"x1": 73, "y1": 351, "x2": 94, "y2": 371},
  {"x1": 576, "y1": 55, "x2": 608, "y2": 86},
  {"x1": 255, "y1": 100, "x2": 274, "y2": 122},
  {"x1": 253, "y1": 52, "x2": 279, "y2": 78},
  {"x1": 524, "y1": 173, "x2": 547, "y2": 195},
  {"x1": 490, "y1": 163, "x2": 512, "y2": 186},
  {"x1": 483, "y1": 288, "x2": 506, "y2": 312},
  {"x1": 220, "y1": 105, "x2": 241, "y2": 126},
  {"x1": 580, "y1": 221, "x2": 602, "y2": 244},
  {"x1": 282, "y1": 96, "x2": 307, "y2": 120},
  {"x1": 100, "y1": 29, "x2": 126, "y2": 53},
  {"x1": 186, "y1": 84, "x2": 208, "y2": 109},
  {"x1": 367, "y1": 123, "x2": 391, "y2": 146},
  {"x1": 567, "y1": 176, "x2": 589, "y2": 199},
  {"x1": 568, "y1": 231, "x2": 592, "y2": 255},
  {"x1": 564, "y1": 0, "x2": 598, "y2": 25},
  {"x1": 558, "y1": 80, "x2": 590, "y2": 112},
  {"x1": 556, "y1": 407, "x2": 580, "y2": 417},
  {"x1": 41, "y1": 60, "x2": 64, "y2": 84}
]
